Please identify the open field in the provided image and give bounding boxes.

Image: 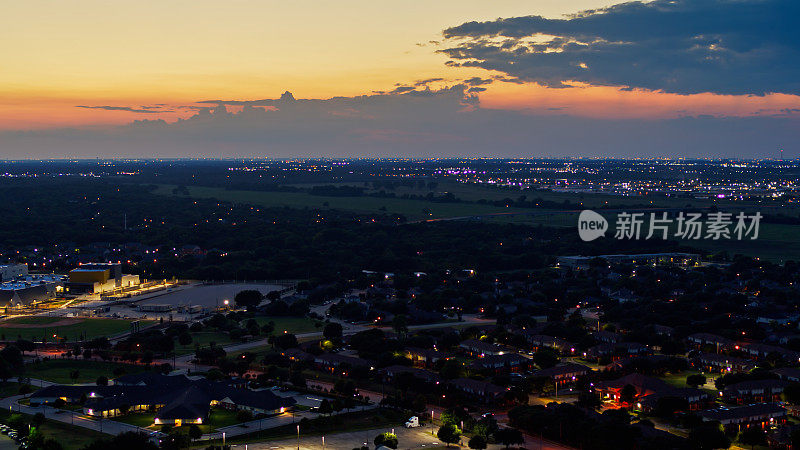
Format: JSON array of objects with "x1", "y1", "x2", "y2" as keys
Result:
[
  {"x1": 23, "y1": 359, "x2": 146, "y2": 384},
  {"x1": 0, "y1": 317, "x2": 135, "y2": 342},
  {"x1": 153, "y1": 184, "x2": 532, "y2": 220},
  {"x1": 155, "y1": 182, "x2": 800, "y2": 261}
]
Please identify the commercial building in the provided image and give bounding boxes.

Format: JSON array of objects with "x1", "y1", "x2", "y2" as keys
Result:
[
  {"x1": 0, "y1": 274, "x2": 64, "y2": 307},
  {"x1": 66, "y1": 263, "x2": 140, "y2": 294}
]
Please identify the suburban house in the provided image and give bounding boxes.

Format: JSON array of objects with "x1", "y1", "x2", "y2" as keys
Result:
[
  {"x1": 699, "y1": 403, "x2": 787, "y2": 432},
  {"x1": 469, "y1": 353, "x2": 530, "y2": 373},
  {"x1": 448, "y1": 378, "x2": 507, "y2": 402},
  {"x1": 686, "y1": 333, "x2": 733, "y2": 352},
  {"x1": 458, "y1": 339, "x2": 512, "y2": 357},
  {"x1": 531, "y1": 363, "x2": 592, "y2": 385},
  {"x1": 692, "y1": 353, "x2": 757, "y2": 373},
  {"x1": 722, "y1": 379, "x2": 789, "y2": 405},
  {"x1": 405, "y1": 347, "x2": 449, "y2": 368}
]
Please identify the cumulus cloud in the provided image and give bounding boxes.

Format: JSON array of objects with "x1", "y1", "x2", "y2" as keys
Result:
[
  {"x1": 3, "y1": 84, "x2": 799, "y2": 159},
  {"x1": 441, "y1": 0, "x2": 800, "y2": 95}
]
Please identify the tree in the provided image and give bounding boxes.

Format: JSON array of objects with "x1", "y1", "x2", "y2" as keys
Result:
[
  {"x1": 495, "y1": 428, "x2": 524, "y2": 449},
  {"x1": 687, "y1": 374, "x2": 707, "y2": 388},
  {"x1": 392, "y1": 314, "x2": 408, "y2": 336},
  {"x1": 437, "y1": 423, "x2": 461, "y2": 448},
  {"x1": 689, "y1": 424, "x2": 731, "y2": 450},
  {"x1": 234, "y1": 290, "x2": 263, "y2": 309},
  {"x1": 178, "y1": 332, "x2": 193, "y2": 347},
  {"x1": 533, "y1": 348, "x2": 559, "y2": 369},
  {"x1": 15, "y1": 339, "x2": 34, "y2": 354},
  {"x1": 783, "y1": 382, "x2": 800, "y2": 404},
  {"x1": 96, "y1": 376, "x2": 108, "y2": 386},
  {"x1": 323, "y1": 322, "x2": 343, "y2": 341},
  {"x1": 738, "y1": 427, "x2": 766, "y2": 449},
  {"x1": 620, "y1": 384, "x2": 638, "y2": 405},
  {"x1": 188, "y1": 424, "x2": 202, "y2": 441},
  {"x1": 468, "y1": 435, "x2": 487, "y2": 449},
  {"x1": 319, "y1": 399, "x2": 333, "y2": 415},
  {"x1": 69, "y1": 370, "x2": 80, "y2": 384},
  {"x1": 274, "y1": 333, "x2": 298, "y2": 349},
  {"x1": 374, "y1": 432, "x2": 398, "y2": 449}
]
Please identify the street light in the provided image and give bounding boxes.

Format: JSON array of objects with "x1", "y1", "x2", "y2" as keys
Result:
[
  {"x1": 322, "y1": 436, "x2": 325, "y2": 450},
  {"x1": 297, "y1": 424, "x2": 300, "y2": 450}
]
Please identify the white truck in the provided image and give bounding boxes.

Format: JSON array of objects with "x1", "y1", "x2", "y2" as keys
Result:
[{"x1": 404, "y1": 416, "x2": 420, "y2": 428}]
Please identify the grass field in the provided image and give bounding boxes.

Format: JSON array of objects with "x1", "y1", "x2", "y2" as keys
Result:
[
  {"x1": 154, "y1": 184, "x2": 532, "y2": 220},
  {"x1": 0, "y1": 317, "x2": 135, "y2": 342},
  {"x1": 253, "y1": 316, "x2": 323, "y2": 335},
  {"x1": 23, "y1": 359, "x2": 146, "y2": 384},
  {"x1": 175, "y1": 331, "x2": 235, "y2": 355}
]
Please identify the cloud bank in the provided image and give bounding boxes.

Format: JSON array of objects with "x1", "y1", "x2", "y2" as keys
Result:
[
  {"x1": 441, "y1": 0, "x2": 800, "y2": 95},
  {"x1": 2, "y1": 85, "x2": 798, "y2": 159}
]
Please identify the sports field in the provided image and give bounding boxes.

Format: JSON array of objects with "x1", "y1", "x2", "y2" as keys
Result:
[{"x1": 0, "y1": 317, "x2": 136, "y2": 342}]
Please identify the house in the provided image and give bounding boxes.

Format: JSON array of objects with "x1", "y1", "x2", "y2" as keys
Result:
[
  {"x1": 405, "y1": 347, "x2": 449, "y2": 368},
  {"x1": 314, "y1": 353, "x2": 374, "y2": 374},
  {"x1": 699, "y1": 403, "x2": 787, "y2": 432},
  {"x1": 448, "y1": 378, "x2": 507, "y2": 402},
  {"x1": 280, "y1": 348, "x2": 314, "y2": 363},
  {"x1": 595, "y1": 373, "x2": 709, "y2": 412},
  {"x1": 381, "y1": 365, "x2": 440, "y2": 384},
  {"x1": 469, "y1": 354, "x2": 530, "y2": 373},
  {"x1": 531, "y1": 363, "x2": 591, "y2": 385},
  {"x1": 525, "y1": 334, "x2": 576, "y2": 355},
  {"x1": 686, "y1": 333, "x2": 733, "y2": 352},
  {"x1": 458, "y1": 339, "x2": 511, "y2": 357},
  {"x1": 722, "y1": 379, "x2": 788, "y2": 405},
  {"x1": 31, "y1": 373, "x2": 296, "y2": 426},
  {"x1": 773, "y1": 367, "x2": 800, "y2": 382},
  {"x1": 584, "y1": 342, "x2": 649, "y2": 361},
  {"x1": 736, "y1": 342, "x2": 800, "y2": 363},
  {"x1": 693, "y1": 353, "x2": 757, "y2": 373}
]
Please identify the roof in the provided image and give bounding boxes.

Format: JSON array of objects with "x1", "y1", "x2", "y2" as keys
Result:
[
  {"x1": 532, "y1": 363, "x2": 591, "y2": 378},
  {"x1": 700, "y1": 403, "x2": 786, "y2": 422}
]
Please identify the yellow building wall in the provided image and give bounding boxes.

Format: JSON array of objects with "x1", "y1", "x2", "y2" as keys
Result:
[{"x1": 69, "y1": 269, "x2": 110, "y2": 284}]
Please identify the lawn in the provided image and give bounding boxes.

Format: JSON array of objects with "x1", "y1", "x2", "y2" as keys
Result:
[
  {"x1": 175, "y1": 331, "x2": 235, "y2": 355},
  {"x1": 253, "y1": 316, "x2": 323, "y2": 335},
  {"x1": 0, "y1": 382, "x2": 27, "y2": 399},
  {"x1": 23, "y1": 359, "x2": 146, "y2": 384},
  {"x1": 0, "y1": 410, "x2": 106, "y2": 450},
  {"x1": 0, "y1": 317, "x2": 136, "y2": 342},
  {"x1": 117, "y1": 407, "x2": 243, "y2": 433}
]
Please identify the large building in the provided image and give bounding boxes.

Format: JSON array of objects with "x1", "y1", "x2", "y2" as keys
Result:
[
  {"x1": 0, "y1": 273, "x2": 64, "y2": 307},
  {"x1": 66, "y1": 263, "x2": 140, "y2": 294},
  {"x1": 0, "y1": 264, "x2": 28, "y2": 282},
  {"x1": 556, "y1": 253, "x2": 700, "y2": 269}
]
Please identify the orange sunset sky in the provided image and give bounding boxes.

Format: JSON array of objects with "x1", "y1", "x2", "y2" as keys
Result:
[{"x1": 4, "y1": 0, "x2": 800, "y2": 131}]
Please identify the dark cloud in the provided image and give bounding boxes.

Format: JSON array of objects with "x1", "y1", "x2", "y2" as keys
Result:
[
  {"x1": 441, "y1": 0, "x2": 800, "y2": 95},
  {"x1": 75, "y1": 105, "x2": 165, "y2": 113}
]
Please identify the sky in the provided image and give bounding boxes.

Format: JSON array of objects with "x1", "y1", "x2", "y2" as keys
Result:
[{"x1": 1, "y1": 0, "x2": 799, "y2": 159}]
